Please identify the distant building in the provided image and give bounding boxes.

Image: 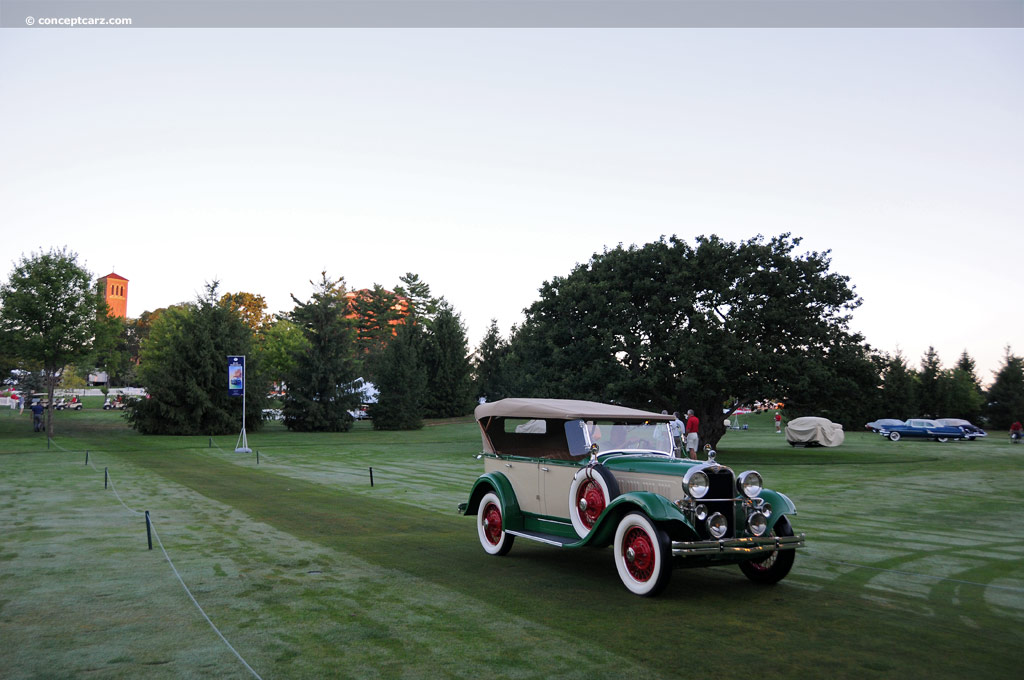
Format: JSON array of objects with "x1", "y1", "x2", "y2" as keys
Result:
[{"x1": 97, "y1": 272, "x2": 128, "y2": 318}]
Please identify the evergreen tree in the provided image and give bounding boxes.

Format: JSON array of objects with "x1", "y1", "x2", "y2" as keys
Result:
[
  {"x1": 283, "y1": 273, "x2": 360, "y2": 432},
  {"x1": 472, "y1": 319, "x2": 511, "y2": 402},
  {"x1": 944, "y1": 350, "x2": 984, "y2": 421},
  {"x1": 370, "y1": 322, "x2": 427, "y2": 430},
  {"x1": 986, "y1": 347, "x2": 1024, "y2": 428},
  {"x1": 351, "y1": 284, "x2": 404, "y2": 356},
  {"x1": 880, "y1": 351, "x2": 917, "y2": 420},
  {"x1": 125, "y1": 283, "x2": 266, "y2": 435},
  {"x1": 394, "y1": 272, "x2": 438, "y2": 327},
  {"x1": 917, "y1": 346, "x2": 945, "y2": 418},
  {"x1": 423, "y1": 301, "x2": 474, "y2": 418}
]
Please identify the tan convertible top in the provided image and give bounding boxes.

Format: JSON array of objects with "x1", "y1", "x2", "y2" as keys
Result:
[{"x1": 474, "y1": 398, "x2": 673, "y2": 422}]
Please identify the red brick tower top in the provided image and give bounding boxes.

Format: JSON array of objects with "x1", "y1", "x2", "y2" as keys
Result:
[{"x1": 98, "y1": 272, "x2": 128, "y2": 318}]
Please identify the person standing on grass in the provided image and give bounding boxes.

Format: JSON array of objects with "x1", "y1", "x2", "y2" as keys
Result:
[
  {"x1": 30, "y1": 400, "x2": 43, "y2": 432},
  {"x1": 775, "y1": 411, "x2": 782, "y2": 433},
  {"x1": 685, "y1": 409, "x2": 700, "y2": 460}
]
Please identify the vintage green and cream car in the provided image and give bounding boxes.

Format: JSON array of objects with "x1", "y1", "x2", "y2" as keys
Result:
[{"x1": 460, "y1": 398, "x2": 805, "y2": 596}]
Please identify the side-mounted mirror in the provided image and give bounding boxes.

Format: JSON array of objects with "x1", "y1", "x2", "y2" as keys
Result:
[{"x1": 565, "y1": 420, "x2": 594, "y2": 457}]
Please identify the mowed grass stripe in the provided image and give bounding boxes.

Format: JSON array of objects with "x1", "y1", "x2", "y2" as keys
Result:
[{"x1": 100, "y1": 444, "x2": 1016, "y2": 679}]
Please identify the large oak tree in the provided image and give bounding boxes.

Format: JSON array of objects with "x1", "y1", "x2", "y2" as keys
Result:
[{"x1": 507, "y1": 234, "x2": 867, "y2": 447}]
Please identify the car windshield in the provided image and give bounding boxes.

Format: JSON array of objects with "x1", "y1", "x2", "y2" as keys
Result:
[{"x1": 590, "y1": 421, "x2": 673, "y2": 456}]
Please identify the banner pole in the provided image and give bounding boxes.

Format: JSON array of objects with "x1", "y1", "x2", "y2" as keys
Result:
[{"x1": 232, "y1": 354, "x2": 251, "y2": 453}]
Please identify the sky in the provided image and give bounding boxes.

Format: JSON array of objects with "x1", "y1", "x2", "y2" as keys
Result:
[{"x1": 1, "y1": 28, "x2": 1020, "y2": 385}]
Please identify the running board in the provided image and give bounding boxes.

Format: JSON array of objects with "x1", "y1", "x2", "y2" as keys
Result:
[{"x1": 505, "y1": 530, "x2": 577, "y2": 547}]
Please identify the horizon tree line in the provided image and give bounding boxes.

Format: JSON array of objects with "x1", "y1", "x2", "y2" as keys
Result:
[{"x1": 2, "y1": 243, "x2": 1023, "y2": 439}]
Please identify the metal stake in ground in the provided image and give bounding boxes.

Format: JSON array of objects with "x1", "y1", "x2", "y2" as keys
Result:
[{"x1": 145, "y1": 511, "x2": 153, "y2": 550}]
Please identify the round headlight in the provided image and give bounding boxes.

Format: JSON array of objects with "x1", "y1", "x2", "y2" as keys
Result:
[
  {"x1": 683, "y1": 469, "x2": 709, "y2": 499},
  {"x1": 707, "y1": 512, "x2": 728, "y2": 539},
  {"x1": 738, "y1": 470, "x2": 763, "y2": 499},
  {"x1": 694, "y1": 504, "x2": 708, "y2": 521},
  {"x1": 747, "y1": 511, "x2": 768, "y2": 536}
]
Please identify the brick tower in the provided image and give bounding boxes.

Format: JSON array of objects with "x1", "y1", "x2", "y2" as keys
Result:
[{"x1": 98, "y1": 272, "x2": 128, "y2": 318}]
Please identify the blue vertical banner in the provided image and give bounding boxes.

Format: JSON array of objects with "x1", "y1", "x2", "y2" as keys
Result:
[{"x1": 228, "y1": 356, "x2": 245, "y2": 397}]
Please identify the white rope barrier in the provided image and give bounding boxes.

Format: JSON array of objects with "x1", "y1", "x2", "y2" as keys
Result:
[{"x1": 48, "y1": 441, "x2": 264, "y2": 679}]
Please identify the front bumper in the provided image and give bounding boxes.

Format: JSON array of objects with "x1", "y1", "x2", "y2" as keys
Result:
[{"x1": 671, "y1": 532, "x2": 806, "y2": 557}]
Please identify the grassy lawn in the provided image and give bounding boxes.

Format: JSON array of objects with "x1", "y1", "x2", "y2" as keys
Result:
[{"x1": 1, "y1": 408, "x2": 1022, "y2": 679}]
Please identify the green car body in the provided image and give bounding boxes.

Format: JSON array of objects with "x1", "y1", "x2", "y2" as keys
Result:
[{"x1": 461, "y1": 398, "x2": 805, "y2": 596}]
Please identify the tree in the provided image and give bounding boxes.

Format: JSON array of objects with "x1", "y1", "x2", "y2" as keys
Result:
[
  {"x1": 256, "y1": 317, "x2": 309, "y2": 390},
  {"x1": 472, "y1": 319, "x2": 511, "y2": 402},
  {"x1": 917, "y1": 346, "x2": 947, "y2": 418},
  {"x1": 783, "y1": 342, "x2": 882, "y2": 429},
  {"x1": 89, "y1": 313, "x2": 132, "y2": 386},
  {"x1": 507, "y1": 234, "x2": 866, "y2": 448},
  {"x1": 0, "y1": 247, "x2": 104, "y2": 437},
  {"x1": 125, "y1": 283, "x2": 266, "y2": 435},
  {"x1": 220, "y1": 292, "x2": 271, "y2": 332},
  {"x1": 394, "y1": 272, "x2": 438, "y2": 327},
  {"x1": 370, "y1": 322, "x2": 427, "y2": 429},
  {"x1": 423, "y1": 301, "x2": 474, "y2": 418},
  {"x1": 986, "y1": 347, "x2": 1024, "y2": 429},
  {"x1": 348, "y1": 284, "x2": 407, "y2": 356},
  {"x1": 879, "y1": 351, "x2": 918, "y2": 420},
  {"x1": 944, "y1": 350, "x2": 984, "y2": 421},
  {"x1": 282, "y1": 273, "x2": 360, "y2": 431}
]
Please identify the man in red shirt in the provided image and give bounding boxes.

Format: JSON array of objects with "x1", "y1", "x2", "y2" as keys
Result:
[
  {"x1": 1011, "y1": 421, "x2": 1023, "y2": 442},
  {"x1": 775, "y1": 411, "x2": 782, "y2": 433},
  {"x1": 685, "y1": 409, "x2": 699, "y2": 460}
]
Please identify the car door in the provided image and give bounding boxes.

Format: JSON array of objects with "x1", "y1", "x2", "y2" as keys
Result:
[
  {"x1": 539, "y1": 459, "x2": 579, "y2": 519},
  {"x1": 486, "y1": 455, "x2": 542, "y2": 515}
]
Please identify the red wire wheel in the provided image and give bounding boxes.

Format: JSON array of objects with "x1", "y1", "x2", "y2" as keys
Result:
[
  {"x1": 613, "y1": 512, "x2": 671, "y2": 596},
  {"x1": 621, "y1": 526, "x2": 655, "y2": 582},
  {"x1": 569, "y1": 465, "x2": 620, "y2": 538},
  {"x1": 576, "y1": 479, "x2": 607, "y2": 528},
  {"x1": 482, "y1": 502, "x2": 503, "y2": 545},
  {"x1": 476, "y1": 491, "x2": 514, "y2": 556}
]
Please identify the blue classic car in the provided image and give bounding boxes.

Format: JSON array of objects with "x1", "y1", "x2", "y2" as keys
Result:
[
  {"x1": 865, "y1": 418, "x2": 904, "y2": 433},
  {"x1": 876, "y1": 418, "x2": 965, "y2": 442},
  {"x1": 935, "y1": 418, "x2": 987, "y2": 440}
]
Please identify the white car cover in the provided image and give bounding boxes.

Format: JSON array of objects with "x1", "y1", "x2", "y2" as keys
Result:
[{"x1": 785, "y1": 416, "x2": 845, "y2": 447}]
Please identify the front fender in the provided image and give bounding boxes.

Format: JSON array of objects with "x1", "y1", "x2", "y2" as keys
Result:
[
  {"x1": 461, "y1": 472, "x2": 523, "y2": 530},
  {"x1": 758, "y1": 489, "x2": 797, "y2": 533},
  {"x1": 583, "y1": 491, "x2": 693, "y2": 547}
]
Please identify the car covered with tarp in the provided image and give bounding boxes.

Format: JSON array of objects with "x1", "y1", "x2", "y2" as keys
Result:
[
  {"x1": 785, "y1": 416, "x2": 845, "y2": 447},
  {"x1": 459, "y1": 398, "x2": 805, "y2": 596}
]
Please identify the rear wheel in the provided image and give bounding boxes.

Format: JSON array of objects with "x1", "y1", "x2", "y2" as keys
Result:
[
  {"x1": 739, "y1": 516, "x2": 796, "y2": 584},
  {"x1": 888, "y1": 431, "x2": 901, "y2": 441},
  {"x1": 613, "y1": 512, "x2": 671, "y2": 596},
  {"x1": 936, "y1": 437, "x2": 949, "y2": 443},
  {"x1": 477, "y1": 491, "x2": 514, "y2": 556}
]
